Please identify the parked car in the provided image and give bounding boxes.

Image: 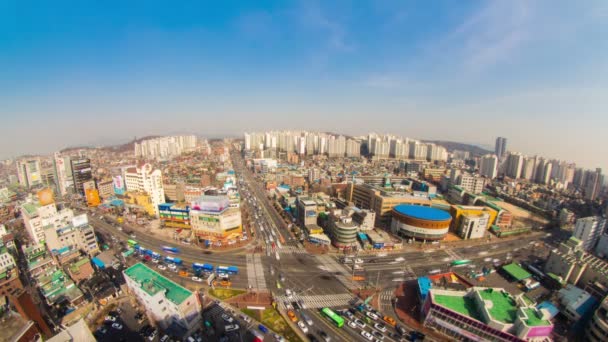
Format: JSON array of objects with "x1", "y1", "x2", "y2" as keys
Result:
[
  {"x1": 360, "y1": 330, "x2": 374, "y2": 341},
  {"x1": 221, "y1": 313, "x2": 235, "y2": 323},
  {"x1": 111, "y1": 323, "x2": 123, "y2": 330},
  {"x1": 225, "y1": 324, "x2": 240, "y2": 332}
]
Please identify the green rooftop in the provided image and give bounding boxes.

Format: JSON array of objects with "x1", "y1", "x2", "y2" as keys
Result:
[
  {"x1": 69, "y1": 258, "x2": 90, "y2": 272},
  {"x1": 22, "y1": 203, "x2": 39, "y2": 215},
  {"x1": 478, "y1": 288, "x2": 518, "y2": 324},
  {"x1": 502, "y1": 263, "x2": 532, "y2": 281},
  {"x1": 124, "y1": 263, "x2": 192, "y2": 305},
  {"x1": 522, "y1": 308, "x2": 550, "y2": 327},
  {"x1": 434, "y1": 294, "x2": 482, "y2": 321}
]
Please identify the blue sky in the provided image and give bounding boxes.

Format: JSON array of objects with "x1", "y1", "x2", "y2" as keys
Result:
[{"x1": 1, "y1": 1, "x2": 607, "y2": 170}]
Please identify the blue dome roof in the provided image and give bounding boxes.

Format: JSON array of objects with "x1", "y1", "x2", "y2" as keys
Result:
[{"x1": 393, "y1": 205, "x2": 451, "y2": 221}]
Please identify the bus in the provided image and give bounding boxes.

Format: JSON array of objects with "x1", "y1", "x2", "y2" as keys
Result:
[
  {"x1": 164, "y1": 256, "x2": 183, "y2": 265},
  {"x1": 451, "y1": 259, "x2": 472, "y2": 266},
  {"x1": 192, "y1": 263, "x2": 214, "y2": 272},
  {"x1": 320, "y1": 308, "x2": 344, "y2": 328},
  {"x1": 162, "y1": 246, "x2": 180, "y2": 254},
  {"x1": 127, "y1": 239, "x2": 138, "y2": 247},
  {"x1": 217, "y1": 266, "x2": 239, "y2": 275}
]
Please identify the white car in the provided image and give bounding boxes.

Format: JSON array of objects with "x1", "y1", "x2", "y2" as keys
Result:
[
  {"x1": 192, "y1": 276, "x2": 202, "y2": 282},
  {"x1": 374, "y1": 323, "x2": 387, "y2": 332},
  {"x1": 348, "y1": 320, "x2": 358, "y2": 329},
  {"x1": 168, "y1": 264, "x2": 177, "y2": 269},
  {"x1": 225, "y1": 324, "x2": 240, "y2": 332},
  {"x1": 152, "y1": 258, "x2": 160, "y2": 263},
  {"x1": 354, "y1": 319, "x2": 366, "y2": 328},
  {"x1": 354, "y1": 258, "x2": 364, "y2": 264},
  {"x1": 297, "y1": 321, "x2": 308, "y2": 333},
  {"x1": 360, "y1": 330, "x2": 374, "y2": 341},
  {"x1": 221, "y1": 313, "x2": 234, "y2": 323},
  {"x1": 111, "y1": 323, "x2": 123, "y2": 330},
  {"x1": 157, "y1": 265, "x2": 167, "y2": 270},
  {"x1": 366, "y1": 311, "x2": 379, "y2": 320},
  {"x1": 285, "y1": 289, "x2": 293, "y2": 298}
]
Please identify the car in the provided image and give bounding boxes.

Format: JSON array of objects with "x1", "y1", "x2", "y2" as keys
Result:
[
  {"x1": 192, "y1": 276, "x2": 202, "y2": 282},
  {"x1": 319, "y1": 330, "x2": 331, "y2": 341},
  {"x1": 396, "y1": 325, "x2": 407, "y2": 336},
  {"x1": 298, "y1": 299, "x2": 307, "y2": 309},
  {"x1": 361, "y1": 330, "x2": 374, "y2": 341},
  {"x1": 284, "y1": 301, "x2": 293, "y2": 311},
  {"x1": 383, "y1": 316, "x2": 396, "y2": 327},
  {"x1": 374, "y1": 323, "x2": 387, "y2": 332},
  {"x1": 348, "y1": 320, "x2": 358, "y2": 329},
  {"x1": 221, "y1": 313, "x2": 235, "y2": 323},
  {"x1": 130, "y1": 234, "x2": 136, "y2": 239},
  {"x1": 152, "y1": 258, "x2": 160, "y2": 263},
  {"x1": 287, "y1": 310, "x2": 298, "y2": 322},
  {"x1": 148, "y1": 329, "x2": 158, "y2": 341},
  {"x1": 218, "y1": 272, "x2": 229, "y2": 278},
  {"x1": 112, "y1": 323, "x2": 123, "y2": 330},
  {"x1": 96, "y1": 326, "x2": 108, "y2": 335},
  {"x1": 160, "y1": 335, "x2": 170, "y2": 342},
  {"x1": 285, "y1": 288, "x2": 293, "y2": 298},
  {"x1": 366, "y1": 311, "x2": 379, "y2": 320},
  {"x1": 105, "y1": 315, "x2": 117, "y2": 322},
  {"x1": 239, "y1": 314, "x2": 252, "y2": 323},
  {"x1": 272, "y1": 333, "x2": 285, "y2": 342},
  {"x1": 225, "y1": 324, "x2": 240, "y2": 332},
  {"x1": 168, "y1": 263, "x2": 177, "y2": 269},
  {"x1": 301, "y1": 312, "x2": 313, "y2": 325},
  {"x1": 279, "y1": 274, "x2": 285, "y2": 282},
  {"x1": 372, "y1": 331, "x2": 384, "y2": 340},
  {"x1": 297, "y1": 321, "x2": 308, "y2": 333},
  {"x1": 258, "y1": 324, "x2": 269, "y2": 334},
  {"x1": 158, "y1": 265, "x2": 167, "y2": 270},
  {"x1": 355, "y1": 319, "x2": 366, "y2": 328}
]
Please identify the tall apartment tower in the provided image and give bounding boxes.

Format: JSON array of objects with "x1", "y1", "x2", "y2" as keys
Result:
[
  {"x1": 506, "y1": 152, "x2": 524, "y2": 179},
  {"x1": 495, "y1": 137, "x2": 507, "y2": 159},
  {"x1": 573, "y1": 216, "x2": 607, "y2": 251},
  {"x1": 584, "y1": 168, "x2": 603, "y2": 201},
  {"x1": 479, "y1": 154, "x2": 498, "y2": 179},
  {"x1": 70, "y1": 158, "x2": 92, "y2": 196}
]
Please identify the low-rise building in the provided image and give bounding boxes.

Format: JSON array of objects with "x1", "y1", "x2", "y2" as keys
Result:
[
  {"x1": 586, "y1": 294, "x2": 608, "y2": 342},
  {"x1": 557, "y1": 284, "x2": 598, "y2": 322},
  {"x1": 422, "y1": 287, "x2": 553, "y2": 341},
  {"x1": 159, "y1": 203, "x2": 191, "y2": 229},
  {"x1": 545, "y1": 237, "x2": 608, "y2": 289},
  {"x1": 190, "y1": 196, "x2": 242, "y2": 244},
  {"x1": 124, "y1": 263, "x2": 201, "y2": 337},
  {"x1": 67, "y1": 257, "x2": 95, "y2": 283}
]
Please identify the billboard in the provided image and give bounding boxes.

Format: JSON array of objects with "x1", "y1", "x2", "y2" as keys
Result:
[
  {"x1": 85, "y1": 188, "x2": 101, "y2": 207},
  {"x1": 191, "y1": 196, "x2": 230, "y2": 212},
  {"x1": 113, "y1": 175, "x2": 125, "y2": 195},
  {"x1": 72, "y1": 214, "x2": 89, "y2": 227},
  {"x1": 37, "y1": 188, "x2": 55, "y2": 206}
]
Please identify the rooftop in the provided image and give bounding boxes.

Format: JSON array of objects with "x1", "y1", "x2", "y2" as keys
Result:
[
  {"x1": 124, "y1": 263, "x2": 192, "y2": 305},
  {"x1": 478, "y1": 288, "x2": 518, "y2": 324},
  {"x1": 434, "y1": 293, "x2": 482, "y2": 321},
  {"x1": 502, "y1": 263, "x2": 532, "y2": 281},
  {"x1": 522, "y1": 308, "x2": 551, "y2": 327},
  {"x1": 22, "y1": 202, "x2": 39, "y2": 216},
  {"x1": 393, "y1": 205, "x2": 451, "y2": 221}
]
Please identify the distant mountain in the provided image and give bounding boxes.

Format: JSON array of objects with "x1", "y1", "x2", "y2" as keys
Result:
[{"x1": 423, "y1": 140, "x2": 492, "y2": 157}]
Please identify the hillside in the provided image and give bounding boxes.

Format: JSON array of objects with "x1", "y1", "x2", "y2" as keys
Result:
[{"x1": 423, "y1": 140, "x2": 492, "y2": 157}]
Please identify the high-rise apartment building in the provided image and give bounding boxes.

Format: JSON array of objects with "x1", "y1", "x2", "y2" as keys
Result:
[
  {"x1": 124, "y1": 163, "x2": 165, "y2": 217},
  {"x1": 134, "y1": 135, "x2": 197, "y2": 160},
  {"x1": 505, "y1": 152, "x2": 524, "y2": 179},
  {"x1": 70, "y1": 158, "x2": 92, "y2": 196},
  {"x1": 345, "y1": 139, "x2": 361, "y2": 157},
  {"x1": 521, "y1": 156, "x2": 536, "y2": 180},
  {"x1": 16, "y1": 158, "x2": 42, "y2": 188},
  {"x1": 573, "y1": 216, "x2": 607, "y2": 251},
  {"x1": 495, "y1": 137, "x2": 507, "y2": 159},
  {"x1": 584, "y1": 168, "x2": 603, "y2": 201},
  {"x1": 480, "y1": 154, "x2": 498, "y2": 179}
]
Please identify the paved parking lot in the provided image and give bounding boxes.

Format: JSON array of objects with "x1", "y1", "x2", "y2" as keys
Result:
[{"x1": 202, "y1": 303, "x2": 263, "y2": 342}]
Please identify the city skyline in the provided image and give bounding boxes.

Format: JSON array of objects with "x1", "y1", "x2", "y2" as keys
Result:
[{"x1": 2, "y1": 1, "x2": 607, "y2": 170}]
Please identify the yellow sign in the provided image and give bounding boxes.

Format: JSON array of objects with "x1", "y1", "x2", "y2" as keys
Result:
[{"x1": 37, "y1": 188, "x2": 55, "y2": 206}]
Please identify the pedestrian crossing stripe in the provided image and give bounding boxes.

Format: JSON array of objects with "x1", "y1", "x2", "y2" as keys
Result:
[{"x1": 275, "y1": 293, "x2": 353, "y2": 309}]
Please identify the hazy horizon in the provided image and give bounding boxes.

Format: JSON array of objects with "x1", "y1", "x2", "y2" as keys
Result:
[{"x1": 2, "y1": 1, "x2": 607, "y2": 171}]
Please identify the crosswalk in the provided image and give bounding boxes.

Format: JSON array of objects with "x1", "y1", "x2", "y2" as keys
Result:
[
  {"x1": 274, "y1": 293, "x2": 353, "y2": 310},
  {"x1": 444, "y1": 248, "x2": 463, "y2": 261},
  {"x1": 315, "y1": 255, "x2": 358, "y2": 290},
  {"x1": 278, "y1": 245, "x2": 308, "y2": 254},
  {"x1": 246, "y1": 254, "x2": 267, "y2": 290}
]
